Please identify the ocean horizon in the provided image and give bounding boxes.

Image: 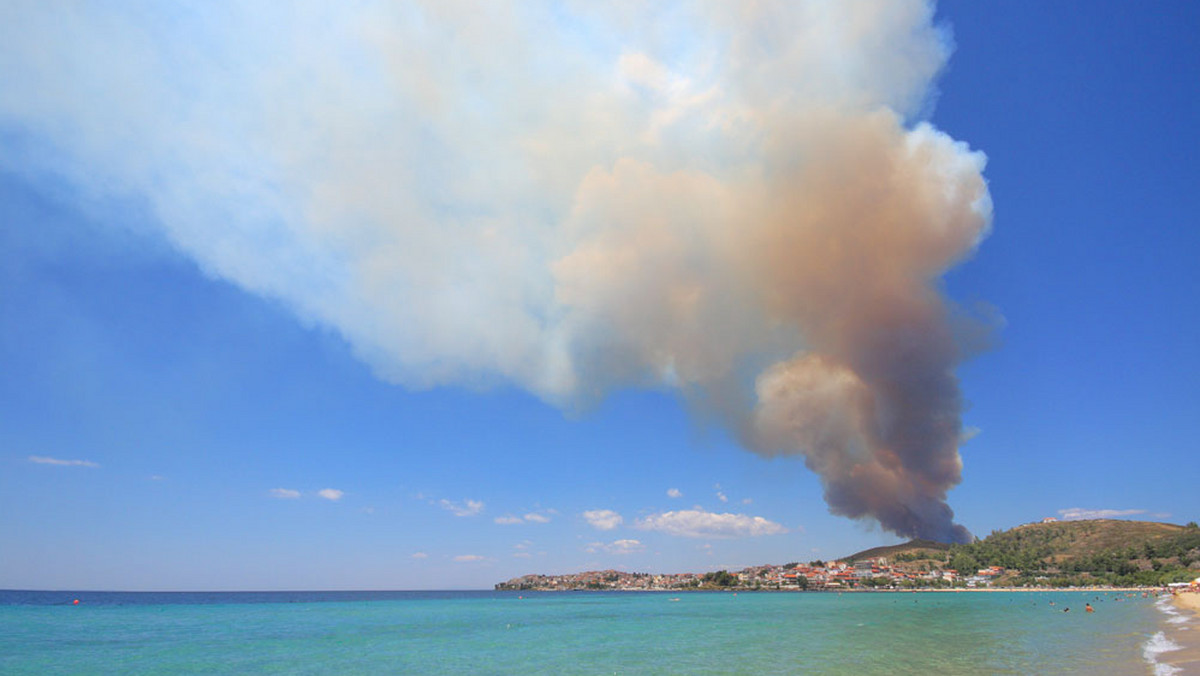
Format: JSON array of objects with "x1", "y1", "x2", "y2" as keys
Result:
[{"x1": 2, "y1": 588, "x2": 1190, "y2": 674}]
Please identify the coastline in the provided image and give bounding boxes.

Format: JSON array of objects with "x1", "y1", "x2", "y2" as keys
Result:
[
  {"x1": 525, "y1": 585, "x2": 1161, "y2": 594},
  {"x1": 1159, "y1": 592, "x2": 1200, "y2": 674}
]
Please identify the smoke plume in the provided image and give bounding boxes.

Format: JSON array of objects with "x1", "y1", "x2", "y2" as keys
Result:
[{"x1": 0, "y1": 1, "x2": 990, "y2": 542}]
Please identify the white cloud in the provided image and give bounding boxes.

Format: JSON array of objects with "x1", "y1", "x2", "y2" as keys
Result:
[
  {"x1": 149, "y1": 475, "x2": 165, "y2": 481},
  {"x1": 667, "y1": 488, "x2": 682, "y2": 498},
  {"x1": 440, "y1": 499, "x2": 484, "y2": 517},
  {"x1": 583, "y1": 509, "x2": 624, "y2": 531},
  {"x1": 28, "y1": 455, "x2": 98, "y2": 468},
  {"x1": 269, "y1": 488, "x2": 301, "y2": 499},
  {"x1": 635, "y1": 509, "x2": 788, "y2": 538},
  {"x1": 317, "y1": 488, "x2": 344, "y2": 501},
  {"x1": 453, "y1": 554, "x2": 487, "y2": 563},
  {"x1": 742, "y1": 498, "x2": 752, "y2": 505},
  {"x1": 716, "y1": 491, "x2": 728, "y2": 503},
  {"x1": 411, "y1": 552, "x2": 428, "y2": 559},
  {"x1": 1058, "y1": 508, "x2": 1149, "y2": 521},
  {"x1": 495, "y1": 512, "x2": 551, "y2": 525},
  {"x1": 586, "y1": 539, "x2": 644, "y2": 555}
]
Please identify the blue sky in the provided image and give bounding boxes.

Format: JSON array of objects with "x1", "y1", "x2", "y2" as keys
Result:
[{"x1": 1, "y1": 2, "x2": 1198, "y2": 590}]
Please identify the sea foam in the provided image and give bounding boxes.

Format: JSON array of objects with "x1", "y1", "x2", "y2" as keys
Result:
[
  {"x1": 1155, "y1": 595, "x2": 1192, "y2": 626},
  {"x1": 1143, "y1": 631, "x2": 1182, "y2": 676}
]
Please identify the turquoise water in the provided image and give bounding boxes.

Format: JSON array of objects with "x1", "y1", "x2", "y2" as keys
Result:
[{"x1": 0, "y1": 590, "x2": 1170, "y2": 674}]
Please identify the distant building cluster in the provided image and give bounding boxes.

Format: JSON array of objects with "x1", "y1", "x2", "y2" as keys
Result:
[
  {"x1": 495, "y1": 558, "x2": 1011, "y2": 591},
  {"x1": 496, "y1": 570, "x2": 703, "y2": 591}
]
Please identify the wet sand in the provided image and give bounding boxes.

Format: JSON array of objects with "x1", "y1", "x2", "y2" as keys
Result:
[{"x1": 1164, "y1": 592, "x2": 1200, "y2": 674}]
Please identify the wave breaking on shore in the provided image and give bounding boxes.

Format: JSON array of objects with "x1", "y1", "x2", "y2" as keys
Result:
[{"x1": 1147, "y1": 595, "x2": 1196, "y2": 676}]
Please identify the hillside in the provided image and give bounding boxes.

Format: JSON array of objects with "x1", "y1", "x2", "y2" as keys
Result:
[
  {"x1": 839, "y1": 519, "x2": 1200, "y2": 587},
  {"x1": 988, "y1": 519, "x2": 1188, "y2": 561},
  {"x1": 947, "y1": 519, "x2": 1200, "y2": 586},
  {"x1": 843, "y1": 539, "x2": 950, "y2": 563}
]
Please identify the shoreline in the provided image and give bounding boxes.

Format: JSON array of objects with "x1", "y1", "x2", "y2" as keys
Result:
[
  {"x1": 519, "y1": 585, "x2": 1162, "y2": 594},
  {"x1": 1159, "y1": 592, "x2": 1200, "y2": 674}
]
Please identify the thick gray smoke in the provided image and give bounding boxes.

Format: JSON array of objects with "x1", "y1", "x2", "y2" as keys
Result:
[{"x1": 0, "y1": 1, "x2": 990, "y2": 542}]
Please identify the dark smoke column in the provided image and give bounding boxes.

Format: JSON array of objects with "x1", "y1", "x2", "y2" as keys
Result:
[{"x1": 744, "y1": 116, "x2": 990, "y2": 544}]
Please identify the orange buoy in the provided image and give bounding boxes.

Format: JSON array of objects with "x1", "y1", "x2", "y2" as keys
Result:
[{"x1": 73, "y1": 599, "x2": 79, "y2": 605}]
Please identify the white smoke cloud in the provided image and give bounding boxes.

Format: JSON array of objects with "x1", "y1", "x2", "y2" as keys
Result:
[{"x1": 0, "y1": 1, "x2": 989, "y2": 542}]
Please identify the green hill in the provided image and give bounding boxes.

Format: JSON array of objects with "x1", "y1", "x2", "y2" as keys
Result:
[
  {"x1": 949, "y1": 519, "x2": 1200, "y2": 586},
  {"x1": 842, "y1": 520, "x2": 1200, "y2": 587},
  {"x1": 987, "y1": 519, "x2": 1188, "y2": 560}
]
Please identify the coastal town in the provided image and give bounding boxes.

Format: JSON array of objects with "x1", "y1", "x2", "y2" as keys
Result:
[
  {"x1": 496, "y1": 519, "x2": 1200, "y2": 592},
  {"x1": 496, "y1": 555, "x2": 1007, "y2": 592}
]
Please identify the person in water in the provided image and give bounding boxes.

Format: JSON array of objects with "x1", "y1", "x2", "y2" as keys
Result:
[{"x1": 1085, "y1": 603, "x2": 1094, "y2": 613}]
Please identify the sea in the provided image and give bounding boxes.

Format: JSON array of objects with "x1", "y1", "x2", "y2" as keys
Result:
[{"x1": 0, "y1": 589, "x2": 1191, "y2": 675}]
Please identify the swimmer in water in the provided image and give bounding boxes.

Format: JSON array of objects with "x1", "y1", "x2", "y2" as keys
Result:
[{"x1": 1085, "y1": 603, "x2": 1094, "y2": 613}]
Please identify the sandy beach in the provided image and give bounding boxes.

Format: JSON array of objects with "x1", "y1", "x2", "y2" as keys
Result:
[
  {"x1": 1163, "y1": 592, "x2": 1200, "y2": 674},
  {"x1": 1176, "y1": 591, "x2": 1200, "y2": 614}
]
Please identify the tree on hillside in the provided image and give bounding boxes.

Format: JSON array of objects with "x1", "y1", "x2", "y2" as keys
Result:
[
  {"x1": 701, "y1": 570, "x2": 736, "y2": 587},
  {"x1": 948, "y1": 552, "x2": 980, "y2": 575}
]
